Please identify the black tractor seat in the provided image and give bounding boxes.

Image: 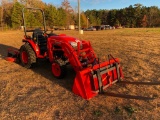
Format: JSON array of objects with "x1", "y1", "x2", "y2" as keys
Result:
[{"x1": 32, "y1": 28, "x2": 47, "y2": 55}]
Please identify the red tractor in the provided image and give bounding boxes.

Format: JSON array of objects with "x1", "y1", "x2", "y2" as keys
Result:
[{"x1": 7, "y1": 8, "x2": 123, "y2": 99}]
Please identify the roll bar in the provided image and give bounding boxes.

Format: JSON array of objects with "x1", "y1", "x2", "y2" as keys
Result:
[{"x1": 22, "y1": 7, "x2": 46, "y2": 36}]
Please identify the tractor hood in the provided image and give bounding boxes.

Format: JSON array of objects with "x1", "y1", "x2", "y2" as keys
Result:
[
  {"x1": 49, "y1": 34, "x2": 83, "y2": 51},
  {"x1": 49, "y1": 34, "x2": 79, "y2": 43}
]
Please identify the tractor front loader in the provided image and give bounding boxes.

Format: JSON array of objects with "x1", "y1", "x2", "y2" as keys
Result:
[{"x1": 6, "y1": 8, "x2": 123, "y2": 100}]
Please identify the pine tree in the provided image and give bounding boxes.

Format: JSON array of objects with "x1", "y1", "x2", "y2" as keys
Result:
[
  {"x1": 57, "y1": 7, "x2": 66, "y2": 26},
  {"x1": 11, "y1": 2, "x2": 23, "y2": 28},
  {"x1": 45, "y1": 4, "x2": 57, "y2": 27}
]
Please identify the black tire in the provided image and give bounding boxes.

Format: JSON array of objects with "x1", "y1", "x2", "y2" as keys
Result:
[
  {"x1": 20, "y1": 43, "x2": 36, "y2": 68},
  {"x1": 52, "y1": 61, "x2": 66, "y2": 79}
]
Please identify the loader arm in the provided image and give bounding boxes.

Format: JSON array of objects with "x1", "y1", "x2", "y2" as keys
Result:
[{"x1": 47, "y1": 38, "x2": 97, "y2": 72}]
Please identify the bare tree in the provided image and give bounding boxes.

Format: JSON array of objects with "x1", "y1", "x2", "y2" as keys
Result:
[
  {"x1": 19, "y1": 0, "x2": 44, "y2": 8},
  {"x1": 61, "y1": 0, "x2": 74, "y2": 27},
  {"x1": 148, "y1": 6, "x2": 160, "y2": 27},
  {"x1": 0, "y1": 0, "x2": 10, "y2": 28}
]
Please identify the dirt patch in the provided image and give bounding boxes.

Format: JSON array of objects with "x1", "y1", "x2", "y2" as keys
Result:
[{"x1": 0, "y1": 28, "x2": 160, "y2": 119}]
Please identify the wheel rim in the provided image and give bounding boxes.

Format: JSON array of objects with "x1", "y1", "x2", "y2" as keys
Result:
[
  {"x1": 21, "y1": 51, "x2": 28, "y2": 64},
  {"x1": 52, "y1": 63, "x2": 61, "y2": 77}
]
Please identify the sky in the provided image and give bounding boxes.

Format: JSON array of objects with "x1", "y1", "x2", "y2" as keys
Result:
[{"x1": 42, "y1": 0, "x2": 160, "y2": 11}]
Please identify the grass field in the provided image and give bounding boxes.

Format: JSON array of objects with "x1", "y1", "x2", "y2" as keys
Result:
[{"x1": 0, "y1": 28, "x2": 160, "y2": 119}]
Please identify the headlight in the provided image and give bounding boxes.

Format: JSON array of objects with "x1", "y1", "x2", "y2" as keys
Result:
[
  {"x1": 70, "y1": 41, "x2": 82, "y2": 50},
  {"x1": 70, "y1": 42, "x2": 77, "y2": 48}
]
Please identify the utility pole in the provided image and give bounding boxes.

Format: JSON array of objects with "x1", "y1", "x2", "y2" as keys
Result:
[
  {"x1": 78, "y1": 0, "x2": 80, "y2": 33},
  {"x1": 87, "y1": 17, "x2": 89, "y2": 28}
]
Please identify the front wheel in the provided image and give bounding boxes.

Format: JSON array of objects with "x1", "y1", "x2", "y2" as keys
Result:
[
  {"x1": 20, "y1": 44, "x2": 36, "y2": 68},
  {"x1": 52, "y1": 61, "x2": 66, "y2": 79}
]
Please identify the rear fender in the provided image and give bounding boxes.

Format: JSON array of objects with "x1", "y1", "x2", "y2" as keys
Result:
[{"x1": 22, "y1": 40, "x2": 40, "y2": 57}]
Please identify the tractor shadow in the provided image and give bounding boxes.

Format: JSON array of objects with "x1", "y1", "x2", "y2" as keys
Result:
[
  {"x1": 101, "y1": 80, "x2": 160, "y2": 100},
  {"x1": 32, "y1": 60, "x2": 75, "y2": 92},
  {"x1": 102, "y1": 92, "x2": 155, "y2": 100},
  {"x1": 0, "y1": 44, "x2": 19, "y2": 58},
  {"x1": 120, "y1": 81, "x2": 160, "y2": 85},
  {"x1": 0, "y1": 43, "x2": 75, "y2": 92}
]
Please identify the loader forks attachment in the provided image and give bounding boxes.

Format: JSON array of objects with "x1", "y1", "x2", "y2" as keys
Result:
[
  {"x1": 72, "y1": 57, "x2": 123, "y2": 100},
  {"x1": 91, "y1": 62, "x2": 121, "y2": 93}
]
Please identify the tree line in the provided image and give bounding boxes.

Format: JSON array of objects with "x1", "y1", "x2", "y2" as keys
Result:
[
  {"x1": 85, "y1": 4, "x2": 160, "y2": 28},
  {"x1": 0, "y1": 0, "x2": 160, "y2": 30}
]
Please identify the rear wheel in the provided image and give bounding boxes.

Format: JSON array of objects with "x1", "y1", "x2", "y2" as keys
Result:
[
  {"x1": 20, "y1": 44, "x2": 36, "y2": 68},
  {"x1": 52, "y1": 61, "x2": 66, "y2": 79}
]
